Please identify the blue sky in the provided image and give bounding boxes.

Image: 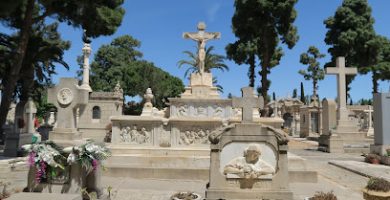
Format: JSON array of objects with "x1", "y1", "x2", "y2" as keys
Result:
[{"x1": 2, "y1": 0, "x2": 390, "y2": 102}]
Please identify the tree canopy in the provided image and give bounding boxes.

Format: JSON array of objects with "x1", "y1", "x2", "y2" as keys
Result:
[
  {"x1": 298, "y1": 46, "x2": 325, "y2": 101},
  {"x1": 324, "y1": 0, "x2": 383, "y2": 93},
  {"x1": 0, "y1": 0, "x2": 125, "y2": 133},
  {"x1": 177, "y1": 45, "x2": 228, "y2": 78},
  {"x1": 230, "y1": 0, "x2": 299, "y2": 110},
  {"x1": 88, "y1": 35, "x2": 184, "y2": 110}
]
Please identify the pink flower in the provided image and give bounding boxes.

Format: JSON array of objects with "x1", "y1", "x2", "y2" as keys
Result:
[
  {"x1": 92, "y1": 159, "x2": 98, "y2": 171},
  {"x1": 28, "y1": 152, "x2": 36, "y2": 167}
]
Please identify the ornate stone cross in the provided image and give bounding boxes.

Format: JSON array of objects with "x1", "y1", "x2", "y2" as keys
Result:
[
  {"x1": 183, "y1": 22, "x2": 220, "y2": 75},
  {"x1": 325, "y1": 57, "x2": 357, "y2": 121},
  {"x1": 48, "y1": 78, "x2": 89, "y2": 130},
  {"x1": 232, "y1": 87, "x2": 264, "y2": 123}
]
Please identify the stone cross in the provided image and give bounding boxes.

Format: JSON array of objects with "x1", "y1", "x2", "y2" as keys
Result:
[
  {"x1": 325, "y1": 57, "x2": 357, "y2": 121},
  {"x1": 79, "y1": 42, "x2": 92, "y2": 92},
  {"x1": 48, "y1": 78, "x2": 89, "y2": 130},
  {"x1": 183, "y1": 22, "x2": 220, "y2": 75},
  {"x1": 232, "y1": 87, "x2": 263, "y2": 123}
]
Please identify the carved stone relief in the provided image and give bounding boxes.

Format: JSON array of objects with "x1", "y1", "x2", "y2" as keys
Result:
[
  {"x1": 179, "y1": 128, "x2": 210, "y2": 145},
  {"x1": 120, "y1": 125, "x2": 151, "y2": 144}
]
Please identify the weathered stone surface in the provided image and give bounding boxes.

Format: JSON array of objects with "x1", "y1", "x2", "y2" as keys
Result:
[{"x1": 371, "y1": 92, "x2": 390, "y2": 155}]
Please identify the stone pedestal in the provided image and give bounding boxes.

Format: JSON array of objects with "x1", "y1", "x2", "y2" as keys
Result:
[
  {"x1": 318, "y1": 134, "x2": 344, "y2": 153},
  {"x1": 25, "y1": 163, "x2": 106, "y2": 199},
  {"x1": 181, "y1": 73, "x2": 220, "y2": 99}
]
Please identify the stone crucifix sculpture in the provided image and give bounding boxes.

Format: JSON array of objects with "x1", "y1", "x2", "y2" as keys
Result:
[
  {"x1": 325, "y1": 57, "x2": 357, "y2": 123},
  {"x1": 232, "y1": 87, "x2": 264, "y2": 123},
  {"x1": 183, "y1": 22, "x2": 221, "y2": 75}
]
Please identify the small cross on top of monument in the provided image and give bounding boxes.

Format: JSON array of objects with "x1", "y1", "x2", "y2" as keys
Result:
[
  {"x1": 183, "y1": 22, "x2": 221, "y2": 75},
  {"x1": 232, "y1": 87, "x2": 264, "y2": 123}
]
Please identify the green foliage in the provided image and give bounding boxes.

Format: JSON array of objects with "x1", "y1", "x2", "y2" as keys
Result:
[
  {"x1": 311, "y1": 191, "x2": 337, "y2": 200},
  {"x1": 358, "y1": 98, "x2": 372, "y2": 105},
  {"x1": 178, "y1": 45, "x2": 228, "y2": 78},
  {"x1": 324, "y1": 0, "x2": 379, "y2": 93},
  {"x1": 299, "y1": 46, "x2": 325, "y2": 98},
  {"x1": 0, "y1": 0, "x2": 125, "y2": 133},
  {"x1": 89, "y1": 35, "x2": 184, "y2": 110},
  {"x1": 226, "y1": 39, "x2": 257, "y2": 87},
  {"x1": 230, "y1": 0, "x2": 299, "y2": 104},
  {"x1": 300, "y1": 82, "x2": 306, "y2": 104},
  {"x1": 366, "y1": 177, "x2": 390, "y2": 192},
  {"x1": 292, "y1": 89, "x2": 297, "y2": 98}
]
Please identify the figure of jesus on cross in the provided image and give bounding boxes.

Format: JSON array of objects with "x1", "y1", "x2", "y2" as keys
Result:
[{"x1": 183, "y1": 22, "x2": 220, "y2": 75}]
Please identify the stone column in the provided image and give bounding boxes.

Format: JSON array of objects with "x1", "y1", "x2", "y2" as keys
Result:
[{"x1": 80, "y1": 43, "x2": 92, "y2": 92}]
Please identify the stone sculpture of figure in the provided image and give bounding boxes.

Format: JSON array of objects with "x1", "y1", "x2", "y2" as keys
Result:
[
  {"x1": 130, "y1": 125, "x2": 138, "y2": 142},
  {"x1": 114, "y1": 81, "x2": 123, "y2": 94},
  {"x1": 143, "y1": 88, "x2": 154, "y2": 108},
  {"x1": 223, "y1": 144, "x2": 275, "y2": 179},
  {"x1": 140, "y1": 127, "x2": 150, "y2": 143},
  {"x1": 183, "y1": 22, "x2": 220, "y2": 75},
  {"x1": 180, "y1": 131, "x2": 192, "y2": 145},
  {"x1": 120, "y1": 127, "x2": 130, "y2": 142}
]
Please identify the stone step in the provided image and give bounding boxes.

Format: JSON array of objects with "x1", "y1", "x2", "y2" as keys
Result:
[
  {"x1": 108, "y1": 145, "x2": 210, "y2": 156},
  {"x1": 106, "y1": 154, "x2": 210, "y2": 168},
  {"x1": 103, "y1": 165, "x2": 209, "y2": 180}
]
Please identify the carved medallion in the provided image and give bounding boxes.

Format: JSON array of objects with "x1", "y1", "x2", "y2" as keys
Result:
[{"x1": 57, "y1": 88, "x2": 73, "y2": 106}]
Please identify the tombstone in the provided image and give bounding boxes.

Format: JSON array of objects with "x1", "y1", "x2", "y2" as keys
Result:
[
  {"x1": 205, "y1": 87, "x2": 292, "y2": 200},
  {"x1": 318, "y1": 98, "x2": 342, "y2": 152},
  {"x1": 321, "y1": 98, "x2": 337, "y2": 135},
  {"x1": 47, "y1": 78, "x2": 89, "y2": 146},
  {"x1": 3, "y1": 98, "x2": 36, "y2": 157},
  {"x1": 370, "y1": 92, "x2": 390, "y2": 155}
]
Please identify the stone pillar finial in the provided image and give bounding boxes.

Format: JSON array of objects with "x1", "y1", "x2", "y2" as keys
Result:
[
  {"x1": 80, "y1": 42, "x2": 92, "y2": 92},
  {"x1": 143, "y1": 88, "x2": 154, "y2": 108}
]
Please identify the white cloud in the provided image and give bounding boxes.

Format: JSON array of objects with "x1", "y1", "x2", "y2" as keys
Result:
[{"x1": 207, "y1": 3, "x2": 221, "y2": 22}]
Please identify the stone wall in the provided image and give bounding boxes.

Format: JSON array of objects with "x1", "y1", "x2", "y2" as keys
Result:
[{"x1": 78, "y1": 92, "x2": 122, "y2": 142}]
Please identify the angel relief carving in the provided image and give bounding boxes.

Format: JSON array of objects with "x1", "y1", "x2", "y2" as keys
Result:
[{"x1": 179, "y1": 129, "x2": 210, "y2": 145}]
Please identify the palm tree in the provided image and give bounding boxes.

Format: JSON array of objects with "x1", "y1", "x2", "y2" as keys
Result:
[{"x1": 177, "y1": 45, "x2": 228, "y2": 78}]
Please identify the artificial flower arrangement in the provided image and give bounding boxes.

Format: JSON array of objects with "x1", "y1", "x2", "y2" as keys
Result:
[
  {"x1": 23, "y1": 140, "x2": 111, "y2": 184},
  {"x1": 23, "y1": 141, "x2": 67, "y2": 183},
  {"x1": 64, "y1": 140, "x2": 111, "y2": 174}
]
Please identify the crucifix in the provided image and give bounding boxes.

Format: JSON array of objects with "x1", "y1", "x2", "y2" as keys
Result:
[
  {"x1": 232, "y1": 87, "x2": 264, "y2": 123},
  {"x1": 183, "y1": 22, "x2": 220, "y2": 75},
  {"x1": 325, "y1": 57, "x2": 357, "y2": 122}
]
